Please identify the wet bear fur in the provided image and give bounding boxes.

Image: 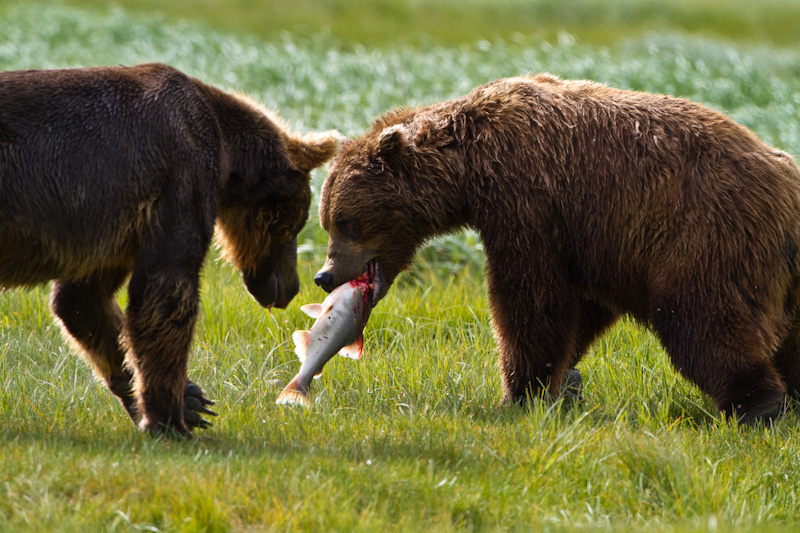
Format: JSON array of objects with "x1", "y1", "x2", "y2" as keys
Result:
[
  {"x1": 316, "y1": 73, "x2": 800, "y2": 423},
  {"x1": 0, "y1": 63, "x2": 339, "y2": 436}
]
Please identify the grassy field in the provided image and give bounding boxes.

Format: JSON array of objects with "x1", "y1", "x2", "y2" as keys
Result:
[
  {"x1": 41, "y1": 0, "x2": 800, "y2": 47},
  {"x1": 2, "y1": 2, "x2": 800, "y2": 531}
]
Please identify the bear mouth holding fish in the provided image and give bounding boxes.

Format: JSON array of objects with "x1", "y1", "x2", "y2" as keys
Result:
[{"x1": 363, "y1": 258, "x2": 383, "y2": 307}]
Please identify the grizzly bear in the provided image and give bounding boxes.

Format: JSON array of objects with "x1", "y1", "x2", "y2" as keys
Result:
[
  {"x1": 0, "y1": 63, "x2": 339, "y2": 436},
  {"x1": 315, "y1": 73, "x2": 800, "y2": 424}
]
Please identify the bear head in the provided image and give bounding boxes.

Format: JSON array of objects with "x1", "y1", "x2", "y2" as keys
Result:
[
  {"x1": 316, "y1": 108, "x2": 466, "y2": 306},
  {"x1": 217, "y1": 126, "x2": 341, "y2": 309}
]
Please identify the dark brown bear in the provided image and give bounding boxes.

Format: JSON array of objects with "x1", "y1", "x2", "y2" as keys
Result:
[
  {"x1": 0, "y1": 63, "x2": 339, "y2": 436},
  {"x1": 315, "y1": 73, "x2": 800, "y2": 424}
]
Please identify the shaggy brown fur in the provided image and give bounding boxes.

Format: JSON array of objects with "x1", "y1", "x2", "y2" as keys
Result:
[
  {"x1": 0, "y1": 63, "x2": 339, "y2": 436},
  {"x1": 317, "y1": 73, "x2": 800, "y2": 423}
]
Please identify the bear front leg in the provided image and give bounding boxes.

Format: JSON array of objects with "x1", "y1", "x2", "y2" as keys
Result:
[
  {"x1": 126, "y1": 267, "x2": 206, "y2": 437},
  {"x1": 50, "y1": 270, "x2": 139, "y2": 422},
  {"x1": 486, "y1": 258, "x2": 580, "y2": 404},
  {"x1": 561, "y1": 299, "x2": 620, "y2": 402}
]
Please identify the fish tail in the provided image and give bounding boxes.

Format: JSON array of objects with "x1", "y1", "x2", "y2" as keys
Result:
[
  {"x1": 292, "y1": 330, "x2": 310, "y2": 362},
  {"x1": 275, "y1": 378, "x2": 313, "y2": 408}
]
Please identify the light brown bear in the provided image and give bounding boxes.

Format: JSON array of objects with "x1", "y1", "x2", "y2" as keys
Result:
[
  {"x1": 314, "y1": 73, "x2": 800, "y2": 423},
  {"x1": 0, "y1": 63, "x2": 339, "y2": 436}
]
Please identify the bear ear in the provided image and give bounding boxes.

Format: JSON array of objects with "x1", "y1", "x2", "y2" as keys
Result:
[
  {"x1": 286, "y1": 130, "x2": 343, "y2": 173},
  {"x1": 413, "y1": 117, "x2": 455, "y2": 148},
  {"x1": 376, "y1": 124, "x2": 412, "y2": 158}
]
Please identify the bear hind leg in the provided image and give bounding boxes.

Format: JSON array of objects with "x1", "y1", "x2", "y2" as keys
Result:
[
  {"x1": 773, "y1": 324, "x2": 800, "y2": 402},
  {"x1": 652, "y1": 302, "x2": 786, "y2": 424}
]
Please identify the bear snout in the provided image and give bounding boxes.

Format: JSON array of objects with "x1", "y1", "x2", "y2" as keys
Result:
[
  {"x1": 243, "y1": 269, "x2": 298, "y2": 309},
  {"x1": 314, "y1": 270, "x2": 335, "y2": 293}
]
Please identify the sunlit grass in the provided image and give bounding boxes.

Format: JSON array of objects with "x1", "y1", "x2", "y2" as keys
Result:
[
  {"x1": 40, "y1": 0, "x2": 800, "y2": 48},
  {"x1": 2, "y1": 2, "x2": 800, "y2": 531}
]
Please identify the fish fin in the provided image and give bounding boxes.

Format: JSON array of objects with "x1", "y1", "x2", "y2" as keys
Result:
[
  {"x1": 275, "y1": 379, "x2": 313, "y2": 408},
  {"x1": 292, "y1": 330, "x2": 310, "y2": 362},
  {"x1": 300, "y1": 303, "x2": 324, "y2": 319},
  {"x1": 338, "y1": 335, "x2": 364, "y2": 360}
]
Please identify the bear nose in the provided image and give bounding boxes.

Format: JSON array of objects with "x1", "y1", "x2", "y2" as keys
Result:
[{"x1": 314, "y1": 271, "x2": 335, "y2": 292}]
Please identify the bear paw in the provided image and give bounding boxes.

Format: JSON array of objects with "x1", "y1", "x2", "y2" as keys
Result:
[
  {"x1": 109, "y1": 378, "x2": 217, "y2": 432},
  {"x1": 562, "y1": 368, "x2": 584, "y2": 403}
]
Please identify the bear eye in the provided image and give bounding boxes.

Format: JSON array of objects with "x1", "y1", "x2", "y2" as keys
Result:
[
  {"x1": 337, "y1": 218, "x2": 362, "y2": 240},
  {"x1": 368, "y1": 155, "x2": 385, "y2": 174}
]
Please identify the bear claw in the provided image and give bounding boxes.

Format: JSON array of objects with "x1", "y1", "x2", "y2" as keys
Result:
[
  {"x1": 183, "y1": 385, "x2": 218, "y2": 430},
  {"x1": 182, "y1": 381, "x2": 217, "y2": 430}
]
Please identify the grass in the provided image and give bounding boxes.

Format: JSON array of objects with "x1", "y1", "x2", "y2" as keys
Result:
[
  {"x1": 2, "y1": 1, "x2": 800, "y2": 531},
  {"x1": 37, "y1": 0, "x2": 800, "y2": 48}
]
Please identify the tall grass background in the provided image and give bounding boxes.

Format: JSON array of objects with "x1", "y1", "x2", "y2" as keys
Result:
[{"x1": 1, "y1": 2, "x2": 800, "y2": 531}]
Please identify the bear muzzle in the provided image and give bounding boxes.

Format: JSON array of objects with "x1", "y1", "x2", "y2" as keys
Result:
[
  {"x1": 314, "y1": 258, "x2": 384, "y2": 307},
  {"x1": 313, "y1": 270, "x2": 335, "y2": 292}
]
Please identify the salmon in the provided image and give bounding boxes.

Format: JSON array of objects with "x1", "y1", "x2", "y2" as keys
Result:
[{"x1": 275, "y1": 275, "x2": 373, "y2": 408}]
